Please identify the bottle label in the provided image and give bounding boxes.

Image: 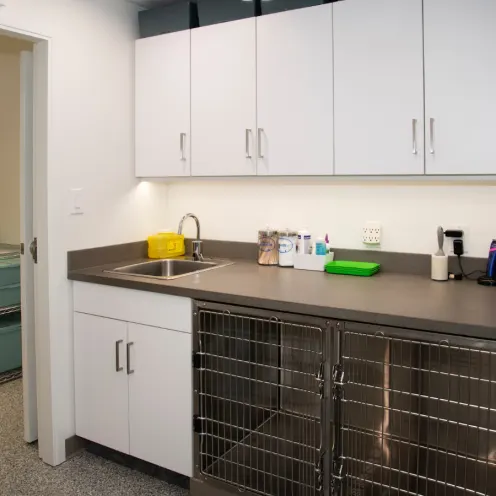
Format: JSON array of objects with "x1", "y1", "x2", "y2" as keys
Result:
[
  {"x1": 279, "y1": 237, "x2": 295, "y2": 254},
  {"x1": 259, "y1": 237, "x2": 276, "y2": 253}
]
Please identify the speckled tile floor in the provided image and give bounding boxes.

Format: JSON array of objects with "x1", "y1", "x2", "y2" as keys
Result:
[{"x1": 0, "y1": 379, "x2": 190, "y2": 496}]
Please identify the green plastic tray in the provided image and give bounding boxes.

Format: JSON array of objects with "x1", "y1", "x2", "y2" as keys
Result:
[
  {"x1": 0, "y1": 258, "x2": 21, "y2": 287},
  {"x1": 0, "y1": 313, "x2": 22, "y2": 373},
  {"x1": 0, "y1": 283, "x2": 21, "y2": 308},
  {"x1": 325, "y1": 261, "x2": 380, "y2": 277}
]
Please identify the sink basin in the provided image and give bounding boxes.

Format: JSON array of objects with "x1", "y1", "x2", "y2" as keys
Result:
[{"x1": 106, "y1": 257, "x2": 233, "y2": 280}]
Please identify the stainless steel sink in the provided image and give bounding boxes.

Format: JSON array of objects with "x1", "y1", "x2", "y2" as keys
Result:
[{"x1": 106, "y1": 257, "x2": 233, "y2": 280}]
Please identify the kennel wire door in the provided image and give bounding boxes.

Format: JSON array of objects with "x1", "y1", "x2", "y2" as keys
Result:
[
  {"x1": 333, "y1": 322, "x2": 496, "y2": 496},
  {"x1": 193, "y1": 302, "x2": 331, "y2": 496}
]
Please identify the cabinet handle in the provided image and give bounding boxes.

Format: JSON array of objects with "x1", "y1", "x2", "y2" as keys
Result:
[
  {"x1": 115, "y1": 340, "x2": 123, "y2": 372},
  {"x1": 127, "y1": 342, "x2": 134, "y2": 375},
  {"x1": 245, "y1": 129, "x2": 252, "y2": 159},
  {"x1": 429, "y1": 118, "x2": 435, "y2": 155},
  {"x1": 257, "y1": 128, "x2": 264, "y2": 159},
  {"x1": 412, "y1": 119, "x2": 417, "y2": 155},
  {"x1": 180, "y1": 133, "x2": 186, "y2": 161}
]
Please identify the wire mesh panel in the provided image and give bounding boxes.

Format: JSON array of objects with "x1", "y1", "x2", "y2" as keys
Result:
[
  {"x1": 196, "y1": 307, "x2": 326, "y2": 496},
  {"x1": 337, "y1": 326, "x2": 496, "y2": 496}
]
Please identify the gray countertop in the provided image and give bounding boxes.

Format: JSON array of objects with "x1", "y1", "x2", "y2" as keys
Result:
[{"x1": 68, "y1": 258, "x2": 496, "y2": 340}]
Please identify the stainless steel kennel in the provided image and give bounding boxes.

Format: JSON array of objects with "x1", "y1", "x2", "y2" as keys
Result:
[{"x1": 192, "y1": 304, "x2": 496, "y2": 496}]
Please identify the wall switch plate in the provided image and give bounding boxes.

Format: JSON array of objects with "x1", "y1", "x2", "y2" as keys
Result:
[
  {"x1": 70, "y1": 188, "x2": 84, "y2": 215},
  {"x1": 363, "y1": 222, "x2": 382, "y2": 245}
]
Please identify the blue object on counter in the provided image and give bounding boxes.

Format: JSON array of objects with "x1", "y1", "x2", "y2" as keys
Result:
[{"x1": 487, "y1": 239, "x2": 496, "y2": 279}]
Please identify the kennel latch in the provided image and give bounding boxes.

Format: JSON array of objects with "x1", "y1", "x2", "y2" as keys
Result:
[
  {"x1": 332, "y1": 364, "x2": 345, "y2": 400},
  {"x1": 192, "y1": 352, "x2": 203, "y2": 369},
  {"x1": 193, "y1": 415, "x2": 203, "y2": 434}
]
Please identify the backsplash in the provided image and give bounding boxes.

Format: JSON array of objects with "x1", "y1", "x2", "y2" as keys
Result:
[{"x1": 162, "y1": 179, "x2": 496, "y2": 258}]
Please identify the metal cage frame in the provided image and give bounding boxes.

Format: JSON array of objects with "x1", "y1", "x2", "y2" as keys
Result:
[
  {"x1": 333, "y1": 321, "x2": 496, "y2": 496},
  {"x1": 192, "y1": 304, "x2": 496, "y2": 496},
  {"x1": 192, "y1": 301, "x2": 333, "y2": 496}
]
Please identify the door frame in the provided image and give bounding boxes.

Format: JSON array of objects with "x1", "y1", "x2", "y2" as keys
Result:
[{"x1": 0, "y1": 25, "x2": 54, "y2": 464}]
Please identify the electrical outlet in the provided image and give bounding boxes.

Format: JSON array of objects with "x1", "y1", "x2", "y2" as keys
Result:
[
  {"x1": 363, "y1": 222, "x2": 382, "y2": 245},
  {"x1": 446, "y1": 225, "x2": 468, "y2": 255}
]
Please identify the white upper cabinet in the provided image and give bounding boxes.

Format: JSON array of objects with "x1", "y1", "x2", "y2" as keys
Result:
[
  {"x1": 256, "y1": 5, "x2": 333, "y2": 176},
  {"x1": 424, "y1": 0, "x2": 496, "y2": 175},
  {"x1": 333, "y1": 0, "x2": 424, "y2": 175},
  {"x1": 136, "y1": 31, "x2": 191, "y2": 177},
  {"x1": 191, "y1": 18, "x2": 257, "y2": 176}
]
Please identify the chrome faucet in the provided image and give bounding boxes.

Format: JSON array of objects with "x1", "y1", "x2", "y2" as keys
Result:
[{"x1": 178, "y1": 213, "x2": 203, "y2": 261}]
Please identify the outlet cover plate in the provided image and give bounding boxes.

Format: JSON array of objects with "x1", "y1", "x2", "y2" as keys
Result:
[{"x1": 363, "y1": 222, "x2": 382, "y2": 245}]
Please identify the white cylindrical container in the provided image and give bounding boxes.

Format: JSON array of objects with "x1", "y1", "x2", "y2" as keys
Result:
[
  {"x1": 278, "y1": 229, "x2": 298, "y2": 267},
  {"x1": 431, "y1": 254, "x2": 449, "y2": 281},
  {"x1": 298, "y1": 230, "x2": 312, "y2": 255},
  {"x1": 315, "y1": 237, "x2": 327, "y2": 256}
]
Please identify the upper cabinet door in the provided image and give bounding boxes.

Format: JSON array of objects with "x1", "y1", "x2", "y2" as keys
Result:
[
  {"x1": 256, "y1": 5, "x2": 334, "y2": 176},
  {"x1": 334, "y1": 0, "x2": 424, "y2": 175},
  {"x1": 191, "y1": 18, "x2": 257, "y2": 176},
  {"x1": 135, "y1": 31, "x2": 191, "y2": 177},
  {"x1": 425, "y1": 0, "x2": 496, "y2": 175}
]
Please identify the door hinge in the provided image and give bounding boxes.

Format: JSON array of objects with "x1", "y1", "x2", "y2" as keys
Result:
[
  {"x1": 331, "y1": 457, "x2": 344, "y2": 494},
  {"x1": 332, "y1": 364, "x2": 345, "y2": 400},
  {"x1": 192, "y1": 352, "x2": 203, "y2": 369},
  {"x1": 193, "y1": 415, "x2": 203, "y2": 434},
  {"x1": 29, "y1": 237, "x2": 38, "y2": 264},
  {"x1": 315, "y1": 451, "x2": 325, "y2": 492}
]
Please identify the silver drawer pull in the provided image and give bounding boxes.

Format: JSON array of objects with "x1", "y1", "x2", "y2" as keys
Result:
[
  {"x1": 429, "y1": 118, "x2": 435, "y2": 155},
  {"x1": 180, "y1": 133, "x2": 186, "y2": 161},
  {"x1": 127, "y1": 342, "x2": 134, "y2": 375},
  {"x1": 115, "y1": 340, "x2": 123, "y2": 372},
  {"x1": 245, "y1": 129, "x2": 252, "y2": 159},
  {"x1": 258, "y1": 128, "x2": 264, "y2": 159},
  {"x1": 412, "y1": 118, "x2": 418, "y2": 155}
]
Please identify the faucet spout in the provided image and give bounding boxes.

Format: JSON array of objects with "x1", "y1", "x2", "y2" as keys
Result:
[{"x1": 178, "y1": 213, "x2": 203, "y2": 261}]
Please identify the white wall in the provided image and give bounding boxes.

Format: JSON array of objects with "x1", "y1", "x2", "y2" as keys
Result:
[
  {"x1": 0, "y1": 37, "x2": 32, "y2": 244},
  {"x1": 165, "y1": 179, "x2": 496, "y2": 258},
  {"x1": 0, "y1": 0, "x2": 168, "y2": 465}
]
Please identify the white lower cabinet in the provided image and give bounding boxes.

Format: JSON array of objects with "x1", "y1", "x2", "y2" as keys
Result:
[
  {"x1": 74, "y1": 304, "x2": 192, "y2": 477},
  {"x1": 74, "y1": 313, "x2": 130, "y2": 455},
  {"x1": 128, "y1": 323, "x2": 192, "y2": 477}
]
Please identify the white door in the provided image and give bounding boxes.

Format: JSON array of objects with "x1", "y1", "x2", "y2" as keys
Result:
[
  {"x1": 424, "y1": 0, "x2": 496, "y2": 175},
  {"x1": 136, "y1": 31, "x2": 191, "y2": 177},
  {"x1": 74, "y1": 313, "x2": 129, "y2": 454},
  {"x1": 191, "y1": 18, "x2": 257, "y2": 176},
  {"x1": 128, "y1": 323, "x2": 192, "y2": 476},
  {"x1": 334, "y1": 0, "x2": 424, "y2": 175},
  {"x1": 20, "y1": 50, "x2": 37, "y2": 443},
  {"x1": 257, "y1": 5, "x2": 333, "y2": 176}
]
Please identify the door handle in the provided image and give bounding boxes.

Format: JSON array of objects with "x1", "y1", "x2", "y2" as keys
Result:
[
  {"x1": 412, "y1": 119, "x2": 417, "y2": 155},
  {"x1": 429, "y1": 118, "x2": 435, "y2": 155},
  {"x1": 257, "y1": 128, "x2": 264, "y2": 159},
  {"x1": 115, "y1": 340, "x2": 123, "y2": 372},
  {"x1": 127, "y1": 342, "x2": 134, "y2": 375},
  {"x1": 180, "y1": 133, "x2": 186, "y2": 161},
  {"x1": 29, "y1": 238, "x2": 38, "y2": 264},
  {"x1": 245, "y1": 129, "x2": 252, "y2": 159}
]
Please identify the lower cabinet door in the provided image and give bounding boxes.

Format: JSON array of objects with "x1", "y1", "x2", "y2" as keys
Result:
[
  {"x1": 128, "y1": 323, "x2": 192, "y2": 476},
  {"x1": 74, "y1": 312, "x2": 130, "y2": 454}
]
